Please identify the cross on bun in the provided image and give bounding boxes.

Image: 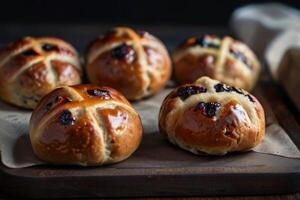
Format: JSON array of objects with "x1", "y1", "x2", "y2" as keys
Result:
[
  {"x1": 30, "y1": 85, "x2": 142, "y2": 166},
  {"x1": 159, "y1": 76, "x2": 265, "y2": 155},
  {"x1": 173, "y1": 35, "x2": 260, "y2": 91},
  {"x1": 85, "y1": 27, "x2": 171, "y2": 100},
  {"x1": 0, "y1": 37, "x2": 82, "y2": 109}
]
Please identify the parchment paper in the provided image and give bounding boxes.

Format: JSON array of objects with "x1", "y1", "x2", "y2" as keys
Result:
[{"x1": 1, "y1": 87, "x2": 300, "y2": 168}]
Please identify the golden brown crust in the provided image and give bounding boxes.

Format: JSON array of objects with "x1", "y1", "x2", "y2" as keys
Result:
[
  {"x1": 159, "y1": 76, "x2": 265, "y2": 155},
  {"x1": 0, "y1": 36, "x2": 82, "y2": 109},
  {"x1": 29, "y1": 85, "x2": 143, "y2": 166},
  {"x1": 173, "y1": 35, "x2": 260, "y2": 91},
  {"x1": 85, "y1": 27, "x2": 171, "y2": 100}
]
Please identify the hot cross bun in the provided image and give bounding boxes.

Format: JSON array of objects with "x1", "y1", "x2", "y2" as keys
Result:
[
  {"x1": 159, "y1": 76, "x2": 265, "y2": 155},
  {"x1": 85, "y1": 27, "x2": 171, "y2": 100},
  {"x1": 0, "y1": 37, "x2": 82, "y2": 109},
  {"x1": 173, "y1": 35, "x2": 260, "y2": 91},
  {"x1": 30, "y1": 85, "x2": 142, "y2": 166}
]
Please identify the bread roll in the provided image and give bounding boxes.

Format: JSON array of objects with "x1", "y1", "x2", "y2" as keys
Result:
[
  {"x1": 0, "y1": 37, "x2": 82, "y2": 109},
  {"x1": 173, "y1": 35, "x2": 260, "y2": 91},
  {"x1": 30, "y1": 85, "x2": 142, "y2": 166},
  {"x1": 159, "y1": 76, "x2": 265, "y2": 155},
  {"x1": 85, "y1": 27, "x2": 171, "y2": 100}
]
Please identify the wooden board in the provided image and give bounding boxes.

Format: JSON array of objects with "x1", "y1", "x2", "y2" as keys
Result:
[{"x1": 1, "y1": 24, "x2": 300, "y2": 199}]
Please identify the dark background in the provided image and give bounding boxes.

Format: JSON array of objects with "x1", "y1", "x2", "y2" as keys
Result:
[{"x1": 0, "y1": 0, "x2": 299, "y2": 25}]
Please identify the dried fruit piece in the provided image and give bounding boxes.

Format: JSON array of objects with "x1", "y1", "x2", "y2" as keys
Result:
[
  {"x1": 42, "y1": 43, "x2": 59, "y2": 52},
  {"x1": 176, "y1": 86, "x2": 207, "y2": 101},
  {"x1": 21, "y1": 49, "x2": 39, "y2": 56},
  {"x1": 214, "y1": 83, "x2": 232, "y2": 92},
  {"x1": 194, "y1": 102, "x2": 221, "y2": 118},
  {"x1": 55, "y1": 96, "x2": 71, "y2": 104},
  {"x1": 87, "y1": 89, "x2": 111, "y2": 99},
  {"x1": 214, "y1": 83, "x2": 256, "y2": 103},
  {"x1": 246, "y1": 94, "x2": 255, "y2": 103},
  {"x1": 59, "y1": 110, "x2": 75, "y2": 125},
  {"x1": 137, "y1": 30, "x2": 147, "y2": 37},
  {"x1": 214, "y1": 83, "x2": 244, "y2": 94},
  {"x1": 230, "y1": 48, "x2": 252, "y2": 69},
  {"x1": 111, "y1": 43, "x2": 135, "y2": 59},
  {"x1": 46, "y1": 96, "x2": 71, "y2": 111},
  {"x1": 231, "y1": 87, "x2": 244, "y2": 95}
]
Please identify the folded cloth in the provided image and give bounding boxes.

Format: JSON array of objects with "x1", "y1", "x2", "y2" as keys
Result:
[
  {"x1": 231, "y1": 3, "x2": 300, "y2": 57},
  {"x1": 232, "y1": 3, "x2": 300, "y2": 111},
  {"x1": 265, "y1": 31, "x2": 300, "y2": 111}
]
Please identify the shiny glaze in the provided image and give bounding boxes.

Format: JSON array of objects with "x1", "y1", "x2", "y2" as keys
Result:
[
  {"x1": 86, "y1": 27, "x2": 171, "y2": 100},
  {"x1": 0, "y1": 36, "x2": 82, "y2": 109},
  {"x1": 159, "y1": 76, "x2": 266, "y2": 155},
  {"x1": 97, "y1": 106, "x2": 142, "y2": 161},
  {"x1": 175, "y1": 53, "x2": 215, "y2": 84},
  {"x1": 174, "y1": 35, "x2": 261, "y2": 91},
  {"x1": 175, "y1": 101, "x2": 251, "y2": 148},
  {"x1": 37, "y1": 111, "x2": 104, "y2": 164},
  {"x1": 30, "y1": 84, "x2": 142, "y2": 165}
]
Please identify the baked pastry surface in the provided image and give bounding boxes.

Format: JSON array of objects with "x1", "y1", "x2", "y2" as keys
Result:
[
  {"x1": 159, "y1": 76, "x2": 265, "y2": 155},
  {"x1": 30, "y1": 85, "x2": 142, "y2": 166},
  {"x1": 173, "y1": 35, "x2": 260, "y2": 91},
  {"x1": 85, "y1": 27, "x2": 171, "y2": 100},
  {"x1": 0, "y1": 37, "x2": 82, "y2": 109}
]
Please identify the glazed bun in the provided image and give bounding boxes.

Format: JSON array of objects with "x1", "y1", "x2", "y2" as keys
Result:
[
  {"x1": 159, "y1": 76, "x2": 265, "y2": 155},
  {"x1": 30, "y1": 85, "x2": 142, "y2": 166},
  {"x1": 85, "y1": 27, "x2": 171, "y2": 100},
  {"x1": 173, "y1": 35, "x2": 260, "y2": 91},
  {"x1": 0, "y1": 37, "x2": 82, "y2": 109}
]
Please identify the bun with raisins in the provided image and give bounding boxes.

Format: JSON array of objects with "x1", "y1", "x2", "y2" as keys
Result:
[
  {"x1": 29, "y1": 85, "x2": 142, "y2": 166},
  {"x1": 173, "y1": 35, "x2": 260, "y2": 91},
  {"x1": 159, "y1": 76, "x2": 265, "y2": 155},
  {"x1": 85, "y1": 27, "x2": 171, "y2": 100},
  {"x1": 0, "y1": 37, "x2": 82, "y2": 109}
]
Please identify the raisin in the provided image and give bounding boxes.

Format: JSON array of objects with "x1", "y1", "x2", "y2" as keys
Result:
[
  {"x1": 111, "y1": 43, "x2": 134, "y2": 59},
  {"x1": 46, "y1": 96, "x2": 71, "y2": 111},
  {"x1": 246, "y1": 94, "x2": 255, "y2": 103},
  {"x1": 45, "y1": 102, "x2": 52, "y2": 110},
  {"x1": 214, "y1": 83, "x2": 256, "y2": 103},
  {"x1": 56, "y1": 96, "x2": 71, "y2": 104},
  {"x1": 231, "y1": 87, "x2": 244, "y2": 95},
  {"x1": 214, "y1": 83, "x2": 232, "y2": 92},
  {"x1": 42, "y1": 43, "x2": 59, "y2": 52},
  {"x1": 230, "y1": 48, "x2": 252, "y2": 69},
  {"x1": 87, "y1": 89, "x2": 111, "y2": 99},
  {"x1": 196, "y1": 36, "x2": 220, "y2": 49},
  {"x1": 59, "y1": 110, "x2": 75, "y2": 125},
  {"x1": 21, "y1": 49, "x2": 38, "y2": 56},
  {"x1": 176, "y1": 86, "x2": 207, "y2": 101},
  {"x1": 194, "y1": 102, "x2": 221, "y2": 118},
  {"x1": 137, "y1": 30, "x2": 147, "y2": 37},
  {"x1": 214, "y1": 83, "x2": 245, "y2": 94}
]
